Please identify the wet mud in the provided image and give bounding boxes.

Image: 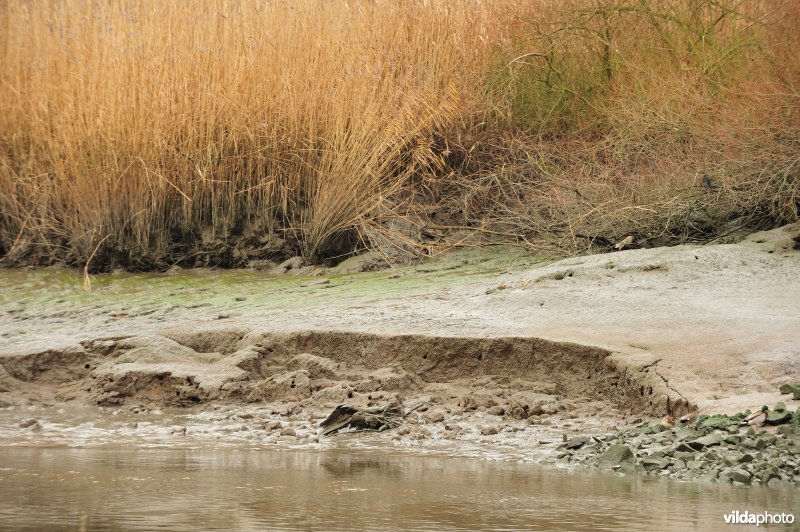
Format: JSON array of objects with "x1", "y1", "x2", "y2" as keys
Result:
[{"x1": 0, "y1": 330, "x2": 673, "y2": 460}]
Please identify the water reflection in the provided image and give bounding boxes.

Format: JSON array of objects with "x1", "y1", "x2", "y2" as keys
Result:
[{"x1": 0, "y1": 448, "x2": 797, "y2": 531}]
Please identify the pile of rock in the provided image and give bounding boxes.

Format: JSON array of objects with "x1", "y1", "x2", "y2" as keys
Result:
[
  {"x1": 551, "y1": 402, "x2": 800, "y2": 487},
  {"x1": 780, "y1": 383, "x2": 800, "y2": 400}
]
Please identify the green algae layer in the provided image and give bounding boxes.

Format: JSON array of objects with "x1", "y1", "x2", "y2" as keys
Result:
[{"x1": 0, "y1": 247, "x2": 553, "y2": 326}]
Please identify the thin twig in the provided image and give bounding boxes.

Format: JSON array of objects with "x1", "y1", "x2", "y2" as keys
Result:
[{"x1": 82, "y1": 233, "x2": 113, "y2": 291}]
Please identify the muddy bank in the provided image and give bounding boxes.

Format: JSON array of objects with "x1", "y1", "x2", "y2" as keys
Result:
[
  {"x1": 2, "y1": 330, "x2": 670, "y2": 409},
  {"x1": 1, "y1": 224, "x2": 799, "y2": 474},
  {"x1": 0, "y1": 330, "x2": 674, "y2": 460}
]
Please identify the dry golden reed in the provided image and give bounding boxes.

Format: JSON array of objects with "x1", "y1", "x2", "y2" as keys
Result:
[{"x1": 0, "y1": 0, "x2": 498, "y2": 267}]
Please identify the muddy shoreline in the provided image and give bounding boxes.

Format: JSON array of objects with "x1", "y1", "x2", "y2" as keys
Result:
[
  {"x1": 1, "y1": 331, "x2": 650, "y2": 462},
  {"x1": 2, "y1": 224, "x2": 799, "y2": 486},
  {"x1": 3, "y1": 328, "x2": 797, "y2": 487}
]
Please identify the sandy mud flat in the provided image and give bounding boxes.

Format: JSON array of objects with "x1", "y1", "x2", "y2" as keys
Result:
[{"x1": 1, "y1": 225, "x2": 799, "y2": 483}]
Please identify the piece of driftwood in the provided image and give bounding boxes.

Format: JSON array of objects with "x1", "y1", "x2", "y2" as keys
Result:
[{"x1": 319, "y1": 402, "x2": 418, "y2": 436}]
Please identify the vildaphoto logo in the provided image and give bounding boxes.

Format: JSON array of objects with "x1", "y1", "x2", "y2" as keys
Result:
[{"x1": 723, "y1": 510, "x2": 795, "y2": 526}]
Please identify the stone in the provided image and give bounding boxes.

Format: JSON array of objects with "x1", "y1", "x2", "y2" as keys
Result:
[
  {"x1": 423, "y1": 411, "x2": 446, "y2": 424},
  {"x1": 767, "y1": 477, "x2": 788, "y2": 488},
  {"x1": 486, "y1": 406, "x2": 505, "y2": 416},
  {"x1": 416, "y1": 427, "x2": 432, "y2": 438},
  {"x1": 626, "y1": 425, "x2": 650, "y2": 437},
  {"x1": 686, "y1": 460, "x2": 705, "y2": 471},
  {"x1": 280, "y1": 403, "x2": 303, "y2": 417},
  {"x1": 544, "y1": 403, "x2": 565, "y2": 416},
  {"x1": 699, "y1": 415, "x2": 736, "y2": 430},
  {"x1": 330, "y1": 252, "x2": 386, "y2": 274},
  {"x1": 785, "y1": 443, "x2": 800, "y2": 456},
  {"x1": 459, "y1": 393, "x2": 496, "y2": 411},
  {"x1": 263, "y1": 421, "x2": 282, "y2": 431},
  {"x1": 675, "y1": 442, "x2": 696, "y2": 453},
  {"x1": 507, "y1": 391, "x2": 556, "y2": 420},
  {"x1": 97, "y1": 391, "x2": 124, "y2": 406},
  {"x1": 778, "y1": 384, "x2": 800, "y2": 399},
  {"x1": 643, "y1": 420, "x2": 669, "y2": 434},
  {"x1": 689, "y1": 433, "x2": 723, "y2": 449},
  {"x1": 674, "y1": 428, "x2": 701, "y2": 441},
  {"x1": 742, "y1": 437, "x2": 768, "y2": 450},
  {"x1": 577, "y1": 442, "x2": 603, "y2": 456},
  {"x1": 598, "y1": 444, "x2": 634, "y2": 468},
  {"x1": 759, "y1": 467, "x2": 780, "y2": 484},
  {"x1": 272, "y1": 256, "x2": 304, "y2": 274},
  {"x1": 701, "y1": 470, "x2": 719, "y2": 482},
  {"x1": 674, "y1": 451, "x2": 697, "y2": 461},
  {"x1": 641, "y1": 458, "x2": 670, "y2": 472},
  {"x1": 738, "y1": 453, "x2": 755, "y2": 464},
  {"x1": 730, "y1": 468, "x2": 752, "y2": 484},
  {"x1": 480, "y1": 426, "x2": 500, "y2": 436},
  {"x1": 564, "y1": 436, "x2": 592, "y2": 450}
]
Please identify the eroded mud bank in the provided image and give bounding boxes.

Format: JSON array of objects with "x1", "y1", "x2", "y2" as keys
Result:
[{"x1": 0, "y1": 329, "x2": 677, "y2": 459}]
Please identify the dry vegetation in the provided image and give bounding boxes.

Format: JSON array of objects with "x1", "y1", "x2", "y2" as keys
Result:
[
  {"x1": 1, "y1": 0, "x2": 798, "y2": 270},
  {"x1": 460, "y1": 0, "x2": 800, "y2": 252}
]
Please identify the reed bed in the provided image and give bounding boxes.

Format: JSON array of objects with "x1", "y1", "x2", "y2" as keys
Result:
[
  {"x1": 1, "y1": 0, "x2": 798, "y2": 269},
  {"x1": 0, "y1": 0, "x2": 498, "y2": 268}
]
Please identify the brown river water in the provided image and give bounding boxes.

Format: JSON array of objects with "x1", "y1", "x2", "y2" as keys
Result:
[{"x1": 1, "y1": 447, "x2": 798, "y2": 531}]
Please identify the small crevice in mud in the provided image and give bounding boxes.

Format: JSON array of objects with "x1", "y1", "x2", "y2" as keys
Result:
[
  {"x1": 0, "y1": 329, "x2": 680, "y2": 417},
  {"x1": 617, "y1": 263, "x2": 669, "y2": 274}
]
